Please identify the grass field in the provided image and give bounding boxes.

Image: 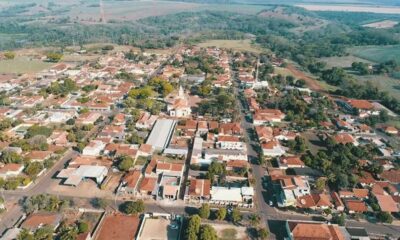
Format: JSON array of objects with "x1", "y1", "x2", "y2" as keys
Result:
[
  {"x1": 320, "y1": 55, "x2": 373, "y2": 68},
  {"x1": 0, "y1": 57, "x2": 54, "y2": 74},
  {"x1": 196, "y1": 39, "x2": 264, "y2": 53},
  {"x1": 348, "y1": 45, "x2": 400, "y2": 63},
  {"x1": 352, "y1": 74, "x2": 400, "y2": 100}
]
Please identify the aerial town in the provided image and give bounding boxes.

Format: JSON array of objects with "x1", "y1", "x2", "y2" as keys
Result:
[{"x1": 0, "y1": 43, "x2": 398, "y2": 240}]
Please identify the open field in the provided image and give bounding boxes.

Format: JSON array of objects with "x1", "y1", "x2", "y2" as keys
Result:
[
  {"x1": 320, "y1": 55, "x2": 373, "y2": 68},
  {"x1": 363, "y1": 20, "x2": 399, "y2": 29},
  {"x1": 297, "y1": 4, "x2": 400, "y2": 14},
  {"x1": 352, "y1": 74, "x2": 400, "y2": 100},
  {"x1": 212, "y1": 223, "x2": 248, "y2": 240},
  {"x1": 348, "y1": 45, "x2": 400, "y2": 63},
  {"x1": 2, "y1": 0, "x2": 270, "y2": 22},
  {"x1": 285, "y1": 63, "x2": 339, "y2": 92},
  {"x1": 196, "y1": 39, "x2": 264, "y2": 53},
  {"x1": 0, "y1": 56, "x2": 54, "y2": 74}
]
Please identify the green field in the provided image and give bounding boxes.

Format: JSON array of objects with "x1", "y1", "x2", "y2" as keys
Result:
[
  {"x1": 353, "y1": 74, "x2": 400, "y2": 100},
  {"x1": 0, "y1": 57, "x2": 54, "y2": 74},
  {"x1": 348, "y1": 45, "x2": 400, "y2": 63},
  {"x1": 320, "y1": 55, "x2": 373, "y2": 68},
  {"x1": 196, "y1": 39, "x2": 264, "y2": 53}
]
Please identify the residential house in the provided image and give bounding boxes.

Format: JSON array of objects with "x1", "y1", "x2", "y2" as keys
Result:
[
  {"x1": 184, "y1": 179, "x2": 211, "y2": 203},
  {"x1": 278, "y1": 156, "x2": 305, "y2": 169},
  {"x1": 285, "y1": 221, "x2": 346, "y2": 240},
  {"x1": 119, "y1": 170, "x2": 142, "y2": 195},
  {"x1": 20, "y1": 213, "x2": 62, "y2": 232},
  {"x1": 217, "y1": 135, "x2": 245, "y2": 150},
  {"x1": 0, "y1": 163, "x2": 24, "y2": 179},
  {"x1": 82, "y1": 140, "x2": 106, "y2": 156},
  {"x1": 253, "y1": 109, "x2": 285, "y2": 125},
  {"x1": 262, "y1": 140, "x2": 286, "y2": 157},
  {"x1": 344, "y1": 199, "x2": 368, "y2": 214},
  {"x1": 277, "y1": 176, "x2": 310, "y2": 207}
]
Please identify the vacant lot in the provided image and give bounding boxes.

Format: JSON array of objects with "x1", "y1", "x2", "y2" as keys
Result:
[
  {"x1": 349, "y1": 45, "x2": 400, "y2": 63},
  {"x1": 0, "y1": 56, "x2": 53, "y2": 74},
  {"x1": 197, "y1": 39, "x2": 263, "y2": 53},
  {"x1": 297, "y1": 4, "x2": 400, "y2": 14},
  {"x1": 363, "y1": 20, "x2": 399, "y2": 29},
  {"x1": 213, "y1": 223, "x2": 248, "y2": 240}
]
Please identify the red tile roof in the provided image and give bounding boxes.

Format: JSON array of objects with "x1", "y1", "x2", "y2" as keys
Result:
[
  {"x1": 345, "y1": 199, "x2": 368, "y2": 212},
  {"x1": 375, "y1": 195, "x2": 399, "y2": 213},
  {"x1": 347, "y1": 99, "x2": 374, "y2": 110},
  {"x1": 188, "y1": 179, "x2": 211, "y2": 197}
]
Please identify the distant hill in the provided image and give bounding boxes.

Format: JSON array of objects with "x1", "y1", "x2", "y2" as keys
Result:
[{"x1": 163, "y1": 0, "x2": 400, "y2": 6}]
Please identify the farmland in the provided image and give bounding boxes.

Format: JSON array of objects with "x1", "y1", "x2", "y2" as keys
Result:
[
  {"x1": 348, "y1": 45, "x2": 400, "y2": 63},
  {"x1": 363, "y1": 20, "x2": 398, "y2": 29},
  {"x1": 297, "y1": 4, "x2": 400, "y2": 14},
  {"x1": 196, "y1": 39, "x2": 263, "y2": 53}
]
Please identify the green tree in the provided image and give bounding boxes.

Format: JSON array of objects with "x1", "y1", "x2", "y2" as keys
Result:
[
  {"x1": 46, "y1": 52, "x2": 63, "y2": 62},
  {"x1": 90, "y1": 197, "x2": 109, "y2": 209},
  {"x1": 186, "y1": 215, "x2": 201, "y2": 240},
  {"x1": 33, "y1": 225, "x2": 53, "y2": 240},
  {"x1": 17, "y1": 229, "x2": 34, "y2": 240},
  {"x1": 119, "y1": 200, "x2": 145, "y2": 215},
  {"x1": 117, "y1": 155, "x2": 134, "y2": 171},
  {"x1": 198, "y1": 203, "x2": 210, "y2": 219},
  {"x1": 377, "y1": 211, "x2": 393, "y2": 223},
  {"x1": 230, "y1": 208, "x2": 242, "y2": 224},
  {"x1": 26, "y1": 125, "x2": 53, "y2": 138},
  {"x1": 248, "y1": 214, "x2": 261, "y2": 227},
  {"x1": 258, "y1": 227, "x2": 269, "y2": 240},
  {"x1": 199, "y1": 224, "x2": 218, "y2": 240},
  {"x1": 215, "y1": 208, "x2": 226, "y2": 221},
  {"x1": 24, "y1": 162, "x2": 44, "y2": 178},
  {"x1": 0, "y1": 150, "x2": 22, "y2": 164},
  {"x1": 77, "y1": 221, "x2": 89, "y2": 233},
  {"x1": 4, "y1": 51, "x2": 15, "y2": 60},
  {"x1": 58, "y1": 226, "x2": 78, "y2": 240},
  {"x1": 315, "y1": 177, "x2": 327, "y2": 191},
  {"x1": 332, "y1": 213, "x2": 346, "y2": 226}
]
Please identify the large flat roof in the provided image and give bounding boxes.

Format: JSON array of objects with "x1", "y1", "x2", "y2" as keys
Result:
[{"x1": 146, "y1": 119, "x2": 176, "y2": 150}]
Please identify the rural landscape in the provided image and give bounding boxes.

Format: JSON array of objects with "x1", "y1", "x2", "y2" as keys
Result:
[{"x1": 0, "y1": 0, "x2": 399, "y2": 239}]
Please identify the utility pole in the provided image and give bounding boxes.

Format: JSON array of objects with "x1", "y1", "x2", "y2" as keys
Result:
[{"x1": 99, "y1": 0, "x2": 105, "y2": 23}]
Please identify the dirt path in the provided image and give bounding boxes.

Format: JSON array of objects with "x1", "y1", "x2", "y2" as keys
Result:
[{"x1": 286, "y1": 64, "x2": 323, "y2": 92}]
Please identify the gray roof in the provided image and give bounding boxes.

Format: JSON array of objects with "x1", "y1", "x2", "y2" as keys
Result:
[{"x1": 146, "y1": 119, "x2": 176, "y2": 150}]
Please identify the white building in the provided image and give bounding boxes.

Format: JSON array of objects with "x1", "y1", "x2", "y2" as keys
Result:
[
  {"x1": 166, "y1": 86, "x2": 191, "y2": 118},
  {"x1": 57, "y1": 165, "x2": 108, "y2": 186},
  {"x1": 82, "y1": 140, "x2": 106, "y2": 156},
  {"x1": 262, "y1": 140, "x2": 286, "y2": 157},
  {"x1": 217, "y1": 135, "x2": 245, "y2": 150},
  {"x1": 278, "y1": 176, "x2": 310, "y2": 207},
  {"x1": 210, "y1": 186, "x2": 254, "y2": 207}
]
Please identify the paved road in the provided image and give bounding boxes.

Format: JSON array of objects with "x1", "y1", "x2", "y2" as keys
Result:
[
  {"x1": 230, "y1": 68, "x2": 400, "y2": 239},
  {"x1": 232, "y1": 76, "x2": 280, "y2": 238}
]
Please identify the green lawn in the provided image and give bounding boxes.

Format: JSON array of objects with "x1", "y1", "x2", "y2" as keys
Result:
[
  {"x1": 0, "y1": 57, "x2": 54, "y2": 74},
  {"x1": 348, "y1": 45, "x2": 400, "y2": 63}
]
